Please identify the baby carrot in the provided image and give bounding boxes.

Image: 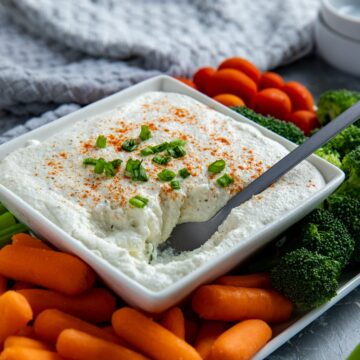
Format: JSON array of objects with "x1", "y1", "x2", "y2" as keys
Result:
[
  {"x1": 0, "y1": 291, "x2": 33, "y2": 345},
  {"x1": 160, "y1": 307, "x2": 185, "y2": 339},
  {"x1": 174, "y1": 77, "x2": 197, "y2": 89},
  {"x1": 12, "y1": 233, "x2": 51, "y2": 250},
  {"x1": 112, "y1": 307, "x2": 202, "y2": 360},
  {"x1": 12, "y1": 282, "x2": 34, "y2": 291},
  {"x1": 16, "y1": 326, "x2": 36, "y2": 339},
  {"x1": 56, "y1": 329, "x2": 149, "y2": 360},
  {"x1": 0, "y1": 348, "x2": 64, "y2": 360},
  {"x1": 192, "y1": 285, "x2": 293, "y2": 323},
  {"x1": 0, "y1": 245, "x2": 95, "y2": 295},
  {"x1": 185, "y1": 319, "x2": 199, "y2": 345},
  {"x1": 282, "y1": 81, "x2": 314, "y2": 112},
  {"x1": 194, "y1": 321, "x2": 228, "y2": 359},
  {"x1": 0, "y1": 275, "x2": 7, "y2": 294},
  {"x1": 18, "y1": 288, "x2": 116, "y2": 323},
  {"x1": 4, "y1": 336, "x2": 53, "y2": 351},
  {"x1": 215, "y1": 273, "x2": 271, "y2": 288},
  {"x1": 207, "y1": 319, "x2": 272, "y2": 360},
  {"x1": 213, "y1": 94, "x2": 245, "y2": 107},
  {"x1": 34, "y1": 309, "x2": 123, "y2": 345}
]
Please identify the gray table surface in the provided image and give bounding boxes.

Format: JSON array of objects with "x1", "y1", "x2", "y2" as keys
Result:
[
  {"x1": 0, "y1": 53, "x2": 359, "y2": 360},
  {"x1": 268, "y1": 54, "x2": 360, "y2": 360}
]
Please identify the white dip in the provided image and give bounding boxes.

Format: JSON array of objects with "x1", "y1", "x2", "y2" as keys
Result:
[{"x1": 0, "y1": 92, "x2": 325, "y2": 291}]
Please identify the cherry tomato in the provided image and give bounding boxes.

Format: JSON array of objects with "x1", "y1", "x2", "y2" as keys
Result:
[
  {"x1": 282, "y1": 81, "x2": 314, "y2": 112},
  {"x1": 258, "y1": 72, "x2": 285, "y2": 90},
  {"x1": 289, "y1": 110, "x2": 319, "y2": 135},
  {"x1": 219, "y1": 57, "x2": 261, "y2": 84},
  {"x1": 251, "y1": 88, "x2": 292, "y2": 120},
  {"x1": 193, "y1": 67, "x2": 216, "y2": 92}
]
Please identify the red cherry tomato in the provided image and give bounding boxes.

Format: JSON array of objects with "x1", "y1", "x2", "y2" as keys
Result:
[{"x1": 251, "y1": 88, "x2": 292, "y2": 120}]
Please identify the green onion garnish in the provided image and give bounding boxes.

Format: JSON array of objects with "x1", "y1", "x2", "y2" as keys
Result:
[
  {"x1": 129, "y1": 195, "x2": 149, "y2": 208},
  {"x1": 167, "y1": 145, "x2": 186, "y2": 158},
  {"x1": 153, "y1": 155, "x2": 171, "y2": 165},
  {"x1": 157, "y1": 169, "x2": 176, "y2": 182},
  {"x1": 94, "y1": 158, "x2": 106, "y2": 174},
  {"x1": 151, "y1": 142, "x2": 169, "y2": 153},
  {"x1": 83, "y1": 158, "x2": 121, "y2": 177},
  {"x1": 125, "y1": 159, "x2": 148, "y2": 182},
  {"x1": 170, "y1": 180, "x2": 181, "y2": 190},
  {"x1": 217, "y1": 173, "x2": 234, "y2": 188},
  {"x1": 139, "y1": 125, "x2": 152, "y2": 141},
  {"x1": 95, "y1": 135, "x2": 107, "y2": 148},
  {"x1": 122, "y1": 139, "x2": 138, "y2": 152},
  {"x1": 83, "y1": 158, "x2": 98, "y2": 166},
  {"x1": 208, "y1": 160, "x2": 226, "y2": 173},
  {"x1": 179, "y1": 168, "x2": 191, "y2": 179},
  {"x1": 111, "y1": 159, "x2": 122, "y2": 169},
  {"x1": 141, "y1": 147, "x2": 154, "y2": 156},
  {"x1": 169, "y1": 139, "x2": 186, "y2": 147}
]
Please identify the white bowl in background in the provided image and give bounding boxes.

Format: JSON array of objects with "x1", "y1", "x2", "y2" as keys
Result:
[
  {"x1": 0, "y1": 76, "x2": 344, "y2": 313},
  {"x1": 321, "y1": 0, "x2": 360, "y2": 41},
  {"x1": 315, "y1": 14, "x2": 360, "y2": 76}
]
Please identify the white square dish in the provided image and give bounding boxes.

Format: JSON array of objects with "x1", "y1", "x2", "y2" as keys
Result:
[{"x1": 0, "y1": 75, "x2": 344, "y2": 315}]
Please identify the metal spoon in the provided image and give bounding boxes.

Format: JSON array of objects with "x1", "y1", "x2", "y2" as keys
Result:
[{"x1": 161, "y1": 101, "x2": 360, "y2": 252}]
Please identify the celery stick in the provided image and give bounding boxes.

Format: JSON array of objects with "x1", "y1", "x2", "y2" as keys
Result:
[
  {"x1": 0, "y1": 212, "x2": 16, "y2": 230},
  {"x1": 0, "y1": 203, "x2": 6, "y2": 215},
  {"x1": 0, "y1": 223, "x2": 29, "y2": 248}
]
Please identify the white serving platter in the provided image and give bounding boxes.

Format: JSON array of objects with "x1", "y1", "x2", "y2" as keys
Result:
[{"x1": 0, "y1": 76, "x2": 344, "y2": 325}]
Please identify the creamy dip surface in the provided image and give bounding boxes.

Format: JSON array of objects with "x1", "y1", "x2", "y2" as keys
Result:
[{"x1": 0, "y1": 92, "x2": 325, "y2": 291}]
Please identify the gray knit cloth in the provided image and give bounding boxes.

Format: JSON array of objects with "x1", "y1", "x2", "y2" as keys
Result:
[{"x1": 0, "y1": 0, "x2": 320, "y2": 144}]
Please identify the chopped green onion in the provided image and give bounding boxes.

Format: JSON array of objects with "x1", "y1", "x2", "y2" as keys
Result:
[
  {"x1": 169, "y1": 139, "x2": 186, "y2": 147},
  {"x1": 110, "y1": 159, "x2": 122, "y2": 169},
  {"x1": 103, "y1": 162, "x2": 116, "y2": 177},
  {"x1": 167, "y1": 145, "x2": 186, "y2": 158},
  {"x1": 170, "y1": 180, "x2": 181, "y2": 190},
  {"x1": 151, "y1": 142, "x2": 169, "y2": 153},
  {"x1": 140, "y1": 147, "x2": 154, "y2": 156},
  {"x1": 208, "y1": 159, "x2": 226, "y2": 173},
  {"x1": 83, "y1": 158, "x2": 98, "y2": 166},
  {"x1": 122, "y1": 139, "x2": 138, "y2": 152},
  {"x1": 125, "y1": 159, "x2": 148, "y2": 182},
  {"x1": 129, "y1": 195, "x2": 149, "y2": 208},
  {"x1": 179, "y1": 168, "x2": 191, "y2": 179},
  {"x1": 217, "y1": 173, "x2": 234, "y2": 188},
  {"x1": 95, "y1": 135, "x2": 107, "y2": 148},
  {"x1": 94, "y1": 158, "x2": 106, "y2": 174},
  {"x1": 139, "y1": 125, "x2": 152, "y2": 141},
  {"x1": 0, "y1": 212, "x2": 16, "y2": 230},
  {"x1": 157, "y1": 169, "x2": 176, "y2": 182},
  {"x1": 0, "y1": 203, "x2": 7, "y2": 215},
  {"x1": 153, "y1": 155, "x2": 171, "y2": 165}
]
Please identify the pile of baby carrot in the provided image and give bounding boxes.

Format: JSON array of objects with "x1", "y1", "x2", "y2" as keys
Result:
[
  {"x1": 0, "y1": 233, "x2": 294, "y2": 360},
  {"x1": 175, "y1": 57, "x2": 318, "y2": 135}
]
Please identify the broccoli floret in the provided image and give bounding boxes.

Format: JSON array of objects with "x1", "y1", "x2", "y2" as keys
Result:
[
  {"x1": 317, "y1": 89, "x2": 360, "y2": 127},
  {"x1": 232, "y1": 106, "x2": 306, "y2": 145},
  {"x1": 271, "y1": 248, "x2": 340, "y2": 310},
  {"x1": 299, "y1": 209, "x2": 354, "y2": 268},
  {"x1": 315, "y1": 143, "x2": 342, "y2": 168},
  {"x1": 325, "y1": 195, "x2": 360, "y2": 266},
  {"x1": 327, "y1": 125, "x2": 360, "y2": 157},
  {"x1": 337, "y1": 146, "x2": 360, "y2": 199}
]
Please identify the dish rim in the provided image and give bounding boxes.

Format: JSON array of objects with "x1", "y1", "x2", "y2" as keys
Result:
[{"x1": 0, "y1": 75, "x2": 345, "y2": 311}]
